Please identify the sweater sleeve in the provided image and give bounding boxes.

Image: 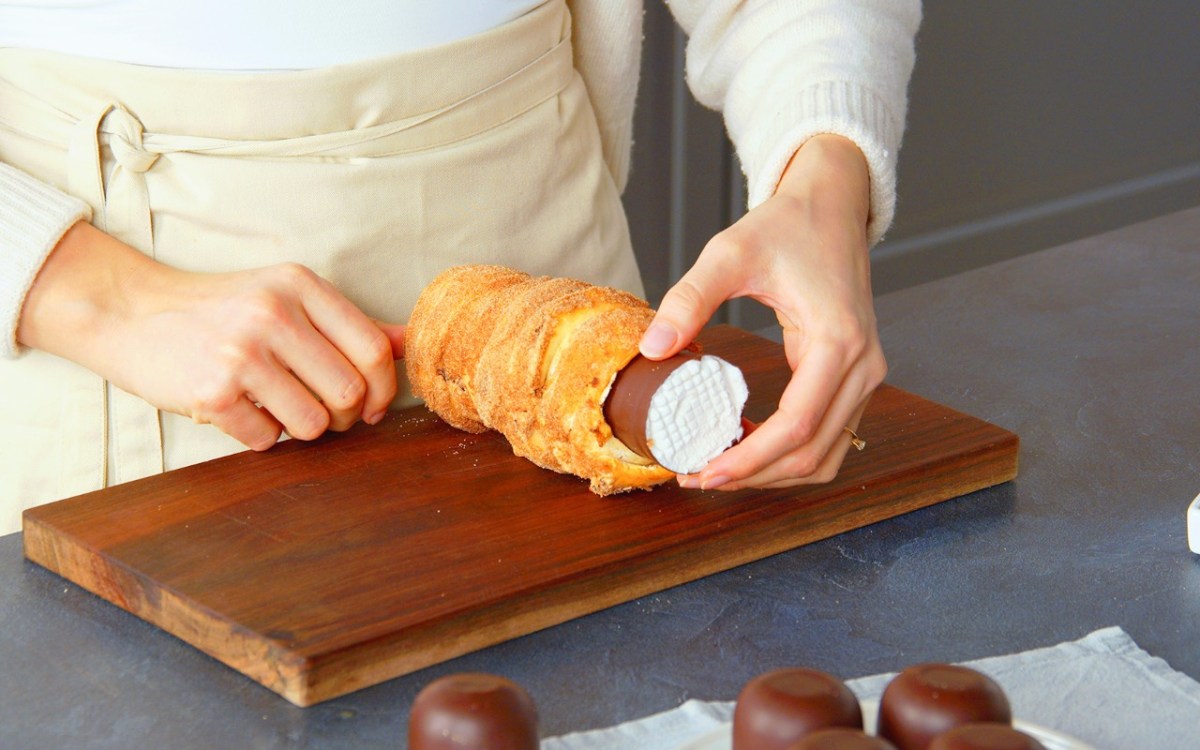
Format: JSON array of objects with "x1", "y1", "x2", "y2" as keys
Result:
[
  {"x1": 664, "y1": 0, "x2": 921, "y2": 246},
  {"x1": 0, "y1": 162, "x2": 92, "y2": 359}
]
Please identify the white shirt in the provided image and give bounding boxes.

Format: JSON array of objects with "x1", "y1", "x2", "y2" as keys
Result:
[{"x1": 0, "y1": 0, "x2": 548, "y2": 70}]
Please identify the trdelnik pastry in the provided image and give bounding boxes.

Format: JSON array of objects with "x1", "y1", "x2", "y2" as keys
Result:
[{"x1": 404, "y1": 265, "x2": 748, "y2": 494}]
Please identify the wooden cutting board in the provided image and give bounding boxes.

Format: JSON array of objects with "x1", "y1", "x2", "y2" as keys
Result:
[{"x1": 23, "y1": 326, "x2": 1018, "y2": 706}]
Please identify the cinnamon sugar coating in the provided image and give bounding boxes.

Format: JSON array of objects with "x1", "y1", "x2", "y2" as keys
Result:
[{"x1": 405, "y1": 265, "x2": 676, "y2": 494}]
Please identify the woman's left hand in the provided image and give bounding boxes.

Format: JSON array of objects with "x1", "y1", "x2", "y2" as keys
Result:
[{"x1": 638, "y1": 134, "x2": 887, "y2": 491}]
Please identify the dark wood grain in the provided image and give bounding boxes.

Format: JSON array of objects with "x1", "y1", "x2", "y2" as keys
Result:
[{"x1": 22, "y1": 326, "x2": 1018, "y2": 706}]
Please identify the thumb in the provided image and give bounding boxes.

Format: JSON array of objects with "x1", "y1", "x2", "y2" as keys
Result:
[
  {"x1": 376, "y1": 322, "x2": 407, "y2": 360},
  {"x1": 640, "y1": 249, "x2": 742, "y2": 360}
]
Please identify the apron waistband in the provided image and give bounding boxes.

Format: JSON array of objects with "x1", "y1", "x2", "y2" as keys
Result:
[{"x1": 52, "y1": 34, "x2": 573, "y2": 248}]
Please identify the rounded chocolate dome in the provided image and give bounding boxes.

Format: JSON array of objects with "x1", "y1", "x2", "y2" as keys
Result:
[
  {"x1": 733, "y1": 668, "x2": 864, "y2": 750},
  {"x1": 877, "y1": 664, "x2": 1011, "y2": 750},
  {"x1": 408, "y1": 673, "x2": 538, "y2": 750}
]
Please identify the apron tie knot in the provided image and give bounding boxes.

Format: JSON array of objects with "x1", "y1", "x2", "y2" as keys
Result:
[
  {"x1": 68, "y1": 103, "x2": 166, "y2": 487},
  {"x1": 102, "y1": 105, "x2": 159, "y2": 173}
]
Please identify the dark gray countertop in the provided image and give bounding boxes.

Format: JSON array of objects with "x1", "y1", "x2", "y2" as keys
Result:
[{"x1": 3, "y1": 207, "x2": 1199, "y2": 749}]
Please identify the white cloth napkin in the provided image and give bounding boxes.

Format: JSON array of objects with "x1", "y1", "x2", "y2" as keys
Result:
[{"x1": 543, "y1": 627, "x2": 1200, "y2": 750}]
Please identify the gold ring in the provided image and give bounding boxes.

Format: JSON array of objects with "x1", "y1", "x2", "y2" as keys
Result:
[{"x1": 844, "y1": 426, "x2": 866, "y2": 451}]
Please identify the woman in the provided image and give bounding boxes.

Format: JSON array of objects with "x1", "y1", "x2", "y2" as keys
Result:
[{"x1": 0, "y1": 0, "x2": 920, "y2": 533}]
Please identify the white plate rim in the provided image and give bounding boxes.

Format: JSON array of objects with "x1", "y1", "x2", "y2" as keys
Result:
[{"x1": 676, "y1": 699, "x2": 1096, "y2": 750}]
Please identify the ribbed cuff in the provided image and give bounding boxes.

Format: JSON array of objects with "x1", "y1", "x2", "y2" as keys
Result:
[
  {"x1": 0, "y1": 163, "x2": 92, "y2": 358},
  {"x1": 738, "y1": 80, "x2": 903, "y2": 247}
]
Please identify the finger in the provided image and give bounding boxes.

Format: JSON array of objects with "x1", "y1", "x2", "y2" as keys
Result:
[
  {"x1": 272, "y1": 323, "x2": 367, "y2": 432},
  {"x1": 207, "y1": 396, "x2": 285, "y2": 451},
  {"x1": 377, "y1": 322, "x2": 407, "y2": 360},
  {"x1": 243, "y1": 358, "x2": 333, "y2": 440},
  {"x1": 717, "y1": 402, "x2": 868, "y2": 491},
  {"x1": 342, "y1": 323, "x2": 398, "y2": 424},
  {"x1": 319, "y1": 321, "x2": 395, "y2": 425},
  {"x1": 286, "y1": 269, "x2": 398, "y2": 423},
  {"x1": 697, "y1": 342, "x2": 849, "y2": 483},
  {"x1": 733, "y1": 440, "x2": 852, "y2": 491},
  {"x1": 640, "y1": 239, "x2": 746, "y2": 360}
]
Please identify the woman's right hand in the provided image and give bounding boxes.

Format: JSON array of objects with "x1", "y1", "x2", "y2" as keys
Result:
[{"x1": 17, "y1": 221, "x2": 403, "y2": 450}]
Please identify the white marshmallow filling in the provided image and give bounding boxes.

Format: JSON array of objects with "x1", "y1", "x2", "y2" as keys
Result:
[{"x1": 644, "y1": 355, "x2": 748, "y2": 474}]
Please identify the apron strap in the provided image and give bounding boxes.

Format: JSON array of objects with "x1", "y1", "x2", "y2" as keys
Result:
[{"x1": 68, "y1": 103, "x2": 165, "y2": 485}]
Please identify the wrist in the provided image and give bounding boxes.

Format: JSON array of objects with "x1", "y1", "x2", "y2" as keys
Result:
[
  {"x1": 776, "y1": 134, "x2": 871, "y2": 231},
  {"x1": 17, "y1": 221, "x2": 161, "y2": 363}
]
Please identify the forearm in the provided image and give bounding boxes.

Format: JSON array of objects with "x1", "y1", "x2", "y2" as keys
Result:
[
  {"x1": 776, "y1": 134, "x2": 871, "y2": 234},
  {"x1": 16, "y1": 220, "x2": 161, "y2": 371},
  {"x1": 0, "y1": 162, "x2": 93, "y2": 358}
]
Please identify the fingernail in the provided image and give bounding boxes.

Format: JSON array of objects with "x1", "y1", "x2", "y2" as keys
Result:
[
  {"x1": 365, "y1": 411, "x2": 384, "y2": 425},
  {"x1": 640, "y1": 323, "x2": 677, "y2": 359},
  {"x1": 677, "y1": 474, "x2": 701, "y2": 489},
  {"x1": 701, "y1": 474, "x2": 730, "y2": 491}
]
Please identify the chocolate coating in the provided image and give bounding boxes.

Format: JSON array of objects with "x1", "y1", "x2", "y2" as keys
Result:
[
  {"x1": 603, "y1": 351, "x2": 701, "y2": 461},
  {"x1": 733, "y1": 668, "x2": 864, "y2": 750},
  {"x1": 877, "y1": 665, "x2": 1012, "y2": 750},
  {"x1": 408, "y1": 673, "x2": 538, "y2": 750},
  {"x1": 927, "y1": 724, "x2": 1047, "y2": 750},
  {"x1": 787, "y1": 728, "x2": 898, "y2": 750}
]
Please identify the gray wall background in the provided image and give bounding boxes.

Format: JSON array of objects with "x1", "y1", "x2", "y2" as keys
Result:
[{"x1": 622, "y1": 1, "x2": 1200, "y2": 330}]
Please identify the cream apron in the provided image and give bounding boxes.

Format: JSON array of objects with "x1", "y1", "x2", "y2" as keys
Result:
[{"x1": 0, "y1": 0, "x2": 643, "y2": 534}]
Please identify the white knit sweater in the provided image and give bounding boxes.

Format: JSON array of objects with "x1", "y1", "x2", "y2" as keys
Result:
[{"x1": 0, "y1": 0, "x2": 920, "y2": 358}]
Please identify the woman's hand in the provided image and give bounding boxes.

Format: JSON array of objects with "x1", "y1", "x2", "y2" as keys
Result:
[
  {"x1": 18, "y1": 222, "x2": 405, "y2": 450},
  {"x1": 639, "y1": 134, "x2": 886, "y2": 490}
]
